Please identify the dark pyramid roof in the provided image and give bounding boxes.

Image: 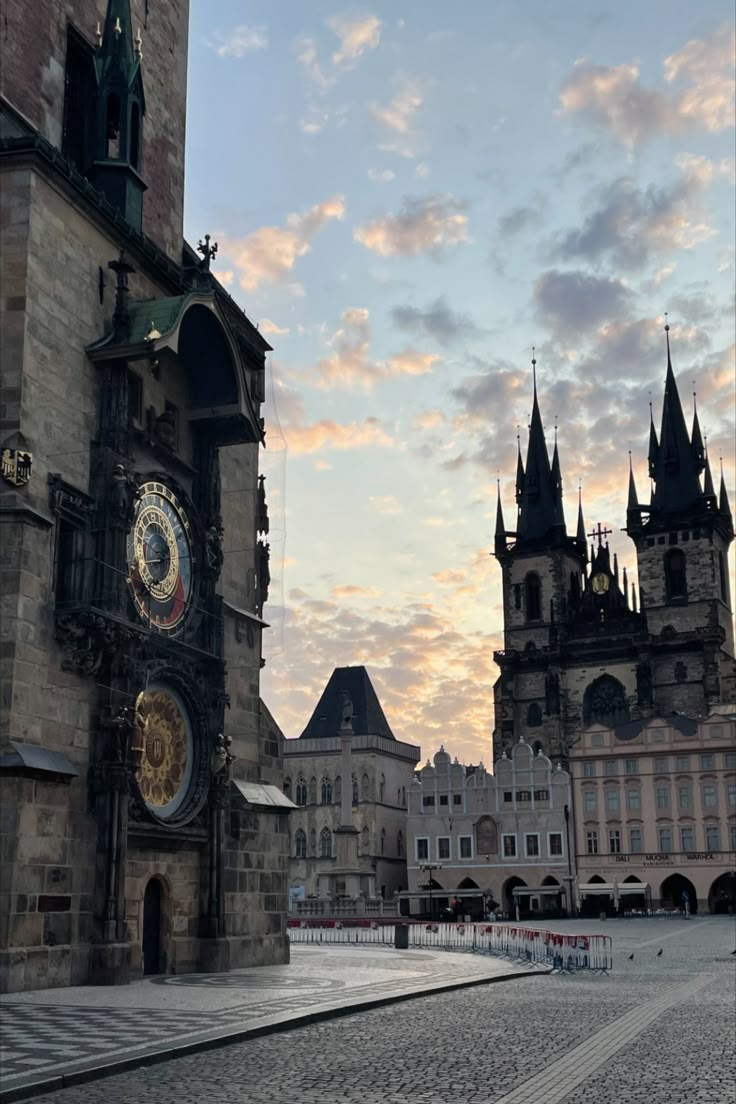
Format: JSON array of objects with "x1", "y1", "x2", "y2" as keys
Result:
[
  {"x1": 299, "y1": 666, "x2": 396, "y2": 740},
  {"x1": 703, "y1": 452, "x2": 716, "y2": 499},
  {"x1": 517, "y1": 376, "x2": 565, "y2": 543},
  {"x1": 650, "y1": 342, "x2": 703, "y2": 515},
  {"x1": 627, "y1": 459, "x2": 639, "y2": 510},
  {"x1": 690, "y1": 400, "x2": 705, "y2": 472}
]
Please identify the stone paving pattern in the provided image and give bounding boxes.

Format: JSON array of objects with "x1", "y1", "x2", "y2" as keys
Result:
[{"x1": 5, "y1": 918, "x2": 736, "y2": 1104}]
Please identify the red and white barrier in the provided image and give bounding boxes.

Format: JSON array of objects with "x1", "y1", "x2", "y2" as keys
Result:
[{"x1": 288, "y1": 920, "x2": 612, "y2": 971}]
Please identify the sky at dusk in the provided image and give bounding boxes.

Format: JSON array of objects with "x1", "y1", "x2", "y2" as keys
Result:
[{"x1": 184, "y1": 2, "x2": 736, "y2": 764}]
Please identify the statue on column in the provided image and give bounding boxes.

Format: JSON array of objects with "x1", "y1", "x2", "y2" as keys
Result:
[{"x1": 340, "y1": 690, "x2": 354, "y2": 732}]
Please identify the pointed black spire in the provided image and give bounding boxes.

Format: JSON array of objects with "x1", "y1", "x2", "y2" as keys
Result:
[
  {"x1": 515, "y1": 431, "x2": 524, "y2": 504},
  {"x1": 576, "y1": 487, "x2": 587, "y2": 562},
  {"x1": 517, "y1": 353, "x2": 564, "y2": 543},
  {"x1": 703, "y1": 443, "x2": 716, "y2": 502},
  {"x1": 495, "y1": 481, "x2": 507, "y2": 556},
  {"x1": 719, "y1": 462, "x2": 734, "y2": 532},
  {"x1": 691, "y1": 390, "x2": 705, "y2": 474},
  {"x1": 623, "y1": 565, "x2": 629, "y2": 608},
  {"x1": 626, "y1": 452, "x2": 642, "y2": 533},
  {"x1": 648, "y1": 400, "x2": 659, "y2": 479},
  {"x1": 651, "y1": 321, "x2": 703, "y2": 515}
]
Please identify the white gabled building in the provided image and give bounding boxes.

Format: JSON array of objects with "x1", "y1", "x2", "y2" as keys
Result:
[{"x1": 405, "y1": 740, "x2": 575, "y2": 918}]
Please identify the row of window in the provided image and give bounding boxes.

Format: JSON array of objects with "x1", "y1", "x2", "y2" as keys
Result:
[
  {"x1": 582, "y1": 781, "x2": 736, "y2": 814},
  {"x1": 415, "y1": 832, "x2": 564, "y2": 862},
  {"x1": 294, "y1": 827, "x2": 404, "y2": 860},
  {"x1": 286, "y1": 774, "x2": 406, "y2": 808},
  {"x1": 586, "y1": 823, "x2": 736, "y2": 855},
  {"x1": 582, "y1": 751, "x2": 736, "y2": 777}
]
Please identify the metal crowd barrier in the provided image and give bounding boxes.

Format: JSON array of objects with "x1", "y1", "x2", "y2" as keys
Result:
[{"x1": 287, "y1": 920, "x2": 613, "y2": 972}]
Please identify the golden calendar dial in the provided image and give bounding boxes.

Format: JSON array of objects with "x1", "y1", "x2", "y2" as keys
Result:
[{"x1": 134, "y1": 684, "x2": 194, "y2": 820}]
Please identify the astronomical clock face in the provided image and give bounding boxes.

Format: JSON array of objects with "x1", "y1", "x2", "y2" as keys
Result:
[
  {"x1": 127, "y1": 481, "x2": 193, "y2": 633},
  {"x1": 135, "y1": 683, "x2": 194, "y2": 820}
]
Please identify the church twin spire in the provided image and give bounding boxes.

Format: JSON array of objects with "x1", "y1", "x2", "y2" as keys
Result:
[{"x1": 497, "y1": 323, "x2": 733, "y2": 558}]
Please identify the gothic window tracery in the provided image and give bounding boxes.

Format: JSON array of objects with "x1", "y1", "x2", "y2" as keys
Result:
[
  {"x1": 294, "y1": 829, "x2": 306, "y2": 859},
  {"x1": 295, "y1": 777, "x2": 307, "y2": 806},
  {"x1": 583, "y1": 675, "x2": 629, "y2": 728},
  {"x1": 320, "y1": 828, "x2": 332, "y2": 858},
  {"x1": 321, "y1": 776, "x2": 332, "y2": 804}
]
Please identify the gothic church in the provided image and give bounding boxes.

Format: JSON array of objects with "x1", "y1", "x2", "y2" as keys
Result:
[{"x1": 493, "y1": 335, "x2": 734, "y2": 762}]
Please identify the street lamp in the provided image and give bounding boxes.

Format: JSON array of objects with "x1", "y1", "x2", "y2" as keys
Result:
[{"x1": 420, "y1": 863, "x2": 443, "y2": 919}]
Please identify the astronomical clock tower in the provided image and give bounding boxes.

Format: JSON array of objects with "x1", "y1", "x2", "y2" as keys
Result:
[{"x1": 0, "y1": 0, "x2": 291, "y2": 992}]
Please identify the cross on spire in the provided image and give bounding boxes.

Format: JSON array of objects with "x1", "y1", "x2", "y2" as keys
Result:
[{"x1": 587, "y1": 521, "x2": 612, "y2": 548}]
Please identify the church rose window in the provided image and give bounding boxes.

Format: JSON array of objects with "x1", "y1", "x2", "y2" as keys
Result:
[{"x1": 583, "y1": 675, "x2": 629, "y2": 728}]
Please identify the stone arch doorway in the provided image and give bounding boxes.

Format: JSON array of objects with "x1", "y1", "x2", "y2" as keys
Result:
[
  {"x1": 142, "y1": 878, "x2": 165, "y2": 975},
  {"x1": 708, "y1": 872, "x2": 735, "y2": 914},
  {"x1": 503, "y1": 876, "x2": 526, "y2": 916},
  {"x1": 660, "y1": 873, "x2": 698, "y2": 915}
]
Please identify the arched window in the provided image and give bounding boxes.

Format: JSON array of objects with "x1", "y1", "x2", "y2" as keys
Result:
[
  {"x1": 397, "y1": 830, "x2": 403, "y2": 856},
  {"x1": 527, "y1": 703, "x2": 543, "y2": 727},
  {"x1": 283, "y1": 778, "x2": 291, "y2": 799},
  {"x1": 380, "y1": 828, "x2": 386, "y2": 855},
  {"x1": 583, "y1": 675, "x2": 629, "y2": 727},
  {"x1": 321, "y1": 776, "x2": 332, "y2": 804},
  {"x1": 129, "y1": 102, "x2": 141, "y2": 169},
  {"x1": 352, "y1": 776, "x2": 359, "y2": 805},
  {"x1": 664, "y1": 548, "x2": 687, "y2": 601},
  {"x1": 475, "y1": 816, "x2": 498, "y2": 856},
  {"x1": 106, "y1": 94, "x2": 121, "y2": 158},
  {"x1": 718, "y1": 551, "x2": 728, "y2": 603},
  {"x1": 295, "y1": 777, "x2": 307, "y2": 806},
  {"x1": 379, "y1": 774, "x2": 385, "y2": 801},
  {"x1": 525, "y1": 573, "x2": 541, "y2": 622},
  {"x1": 360, "y1": 826, "x2": 369, "y2": 854},
  {"x1": 309, "y1": 777, "x2": 317, "y2": 804},
  {"x1": 294, "y1": 829, "x2": 306, "y2": 859},
  {"x1": 361, "y1": 773, "x2": 370, "y2": 800},
  {"x1": 320, "y1": 828, "x2": 332, "y2": 858}
]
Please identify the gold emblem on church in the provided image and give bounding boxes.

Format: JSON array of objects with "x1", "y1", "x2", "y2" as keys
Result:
[{"x1": 1, "y1": 448, "x2": 33, "y2": 487}]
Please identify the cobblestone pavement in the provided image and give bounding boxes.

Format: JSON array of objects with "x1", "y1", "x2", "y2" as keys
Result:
[
  {"x1": 0, "y1": 945, "x2": 533, "y2": 1095},
  {"x1": 6, "y1": 917, "x2": 736, "y2": 1104}
]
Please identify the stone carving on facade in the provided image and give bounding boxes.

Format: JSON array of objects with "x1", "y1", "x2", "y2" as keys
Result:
[
  {"x1": 154, "y1": 409, "x2": 176, "y2": 451},
  {"x1": 56, "y1": 611, "x2": 140, "y2": 676},
  {"x1": 210, "y1": 732, "x2": 235, "y2": 776},
  {"x1": 204, "y1": 522, "x2": 224, "y2": 576},
  {"x1": 110, "y1": 463, "x2": 140, "y2": 525},
  {"x1": 255, "y1": 539, "x2": 270, "y2": 615},
  {"x1": 257, "y1": 474, "x2": 269, "y2": 535}
]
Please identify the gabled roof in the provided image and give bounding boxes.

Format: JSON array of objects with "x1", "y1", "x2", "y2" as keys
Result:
[{"x1": 299, "y1": 666, "x2": 395, "y2": 740}]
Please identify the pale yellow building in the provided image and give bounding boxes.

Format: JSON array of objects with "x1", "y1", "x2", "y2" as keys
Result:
[{"x1": 570, "y1": 712, "x2": 736, "y2": 915}]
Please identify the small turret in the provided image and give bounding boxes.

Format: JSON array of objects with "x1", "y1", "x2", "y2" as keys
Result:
[
  {"x1": 626, "y1": 453, "x2": 642, "y2": 533},
  {"x1": 88, "y1": 0, "x2": 147, "y2": 230},
  {"x1": 719, "y1": 464, "x2": 734, "y2": 535},
  {"x1": 691, "y1": 393, "x2": 705, "y2": 474},
  {"x1": 576, "y1": 488, "x2": 587, "y2": 562},
  {"x1": 495, "y1": 481, "x2": 506, "y2": 556}
]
